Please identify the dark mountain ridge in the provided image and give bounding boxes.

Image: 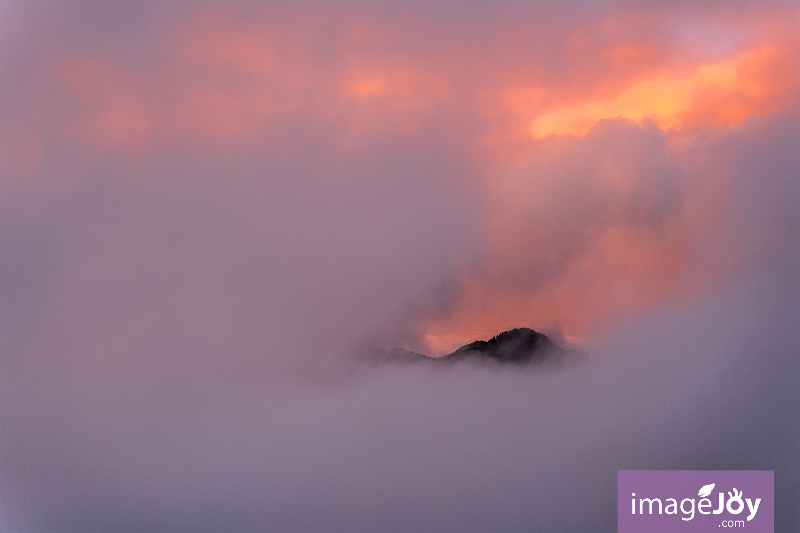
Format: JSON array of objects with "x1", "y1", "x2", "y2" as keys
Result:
[
  {"x1": 443, "y1": 327, "x2": 563, "y2": 364},
  {"x1": 378, "y1": 327, "x2": 583, "y2": 366}
]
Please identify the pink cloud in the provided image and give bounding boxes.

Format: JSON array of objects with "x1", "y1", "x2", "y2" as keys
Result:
[{"x1": 1, "y1": 3, "x2": 798, "y2": 531}]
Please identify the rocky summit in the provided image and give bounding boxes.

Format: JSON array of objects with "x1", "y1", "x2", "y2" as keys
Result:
[
  {"x1": 374, "y1": 327, "x2": 582, "y2": 366},
  {"x1": 442, "y1": 327, "x2": 569, "y2": 364}
]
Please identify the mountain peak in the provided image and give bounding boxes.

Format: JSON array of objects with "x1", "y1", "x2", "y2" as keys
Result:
[
  {"x1": 443, "y1": 327, "x2": 567, "y2": 364},
  {"x1": 370, "y1": 327, "x2": 583, "y2": 367}
]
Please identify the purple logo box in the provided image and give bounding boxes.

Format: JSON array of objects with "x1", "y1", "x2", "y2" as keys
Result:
[{"x1": 618, "y1": 470, "x2": 773, "y2": 533}]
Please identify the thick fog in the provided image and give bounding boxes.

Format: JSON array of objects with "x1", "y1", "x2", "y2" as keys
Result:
[{"x1": 1, "y1": 2, "x2": 798, "y2": 532}]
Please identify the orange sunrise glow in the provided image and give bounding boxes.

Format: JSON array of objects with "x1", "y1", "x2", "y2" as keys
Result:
[
  {"x1": 3, "y1": 2, "x2": 798, "y2": 358},
  {"x1": 3, "y1": 2, "x2": 799, "y2": 530}
]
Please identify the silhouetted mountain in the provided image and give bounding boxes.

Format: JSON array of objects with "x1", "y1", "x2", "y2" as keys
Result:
[
  {"x1": 442, "y1": 327, "x2": 574, "y2": 365},
  {"x1": 373, "y1": 327, "x2": 583, "y2": 366}
]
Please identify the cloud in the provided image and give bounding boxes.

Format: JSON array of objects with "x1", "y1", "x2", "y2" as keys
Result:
[{"x1": 0, "y1": 2, "x2": 798, "y2": 531}]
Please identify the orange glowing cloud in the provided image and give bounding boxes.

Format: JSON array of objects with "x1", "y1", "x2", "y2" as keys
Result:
[
  {"x1": 422, "y1": 111, "x2": 746, "y2": 355},
  {"x1": 425, "y1": 222, "x2": 695, "y2": 354},
  {"x1": 420, "y1": 9, "x2": 799, "y2": 354},
  {"x1": 4, "y1": 2, "x2": 797, "y2": 356},
  {"x1": 27, "y1": 4, "x2": 796, "y2": 161},
  {"x1": 529, "y1": 44, "x2": 798, "y2": 139}
]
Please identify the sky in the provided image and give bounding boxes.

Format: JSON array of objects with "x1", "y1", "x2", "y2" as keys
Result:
[{"x1": 1, "y1": 1, "x2": 798, "y2": 531}]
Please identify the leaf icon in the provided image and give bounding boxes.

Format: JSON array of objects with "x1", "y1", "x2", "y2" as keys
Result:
[{"x1": 698, "y1": 483, "x2": 715, "y2": 498}]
